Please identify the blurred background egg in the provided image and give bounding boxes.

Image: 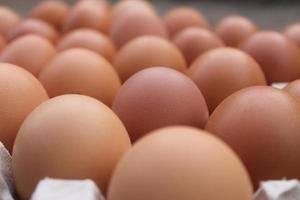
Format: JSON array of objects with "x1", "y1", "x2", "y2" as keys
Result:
[
  {"x1": 284, "y1": 79, "x2": 300, "y2": 100},
  {"x1": 215, "y1": 15, "x2": 257, "y2": 47},
  {"x1": 112, "y1": 67, "x2": 208, "y2": 142},
  {"x1": 283, "y1": 23, "x2": 300, "y2": 49},
  {"x1": 187, "y1": 47, "x2": 266, "y2": 113},
  {"x1": 0, "y1": 6, "x2": 21, "y2": 38},
  {"x1": 12, "y1": 95, "x2": 131, "y2": 200},
  {"x1": 57, "y1": 28, "x2": 116, "y2": 63},
  {"x1": 172, "y1": 27, "x2": 224, "y2": 65},
  {"x1": 240, "y1": 31, "x2": 300, "y2": 84},
  {"x1": 28, "y1": 0, "x2": 70, "y2": 30},
  {"x1": 0, "y1": 34, "x2": 56, "y2": 77},
  {"x1": 0, "y1": 34, "x2": 6, "y2": 53},
  {"x1": 38, "y1": 48, "x2": 120, "y2": 106},
  {"x1": 108, "y1": 126, "x2": 253, "y2": 200},
  {"x1": 205, "y1": 86, "x2": 300, "y2": 189},
  {"x1": 113, "y1": 36, "x2": 186, "y2": 82},
  {"x1": 163, "y1": 6, "x2": 209, "y2": 38},
  {"x1": 0, "y1": 63, "x2": 48, "y2": 152}
]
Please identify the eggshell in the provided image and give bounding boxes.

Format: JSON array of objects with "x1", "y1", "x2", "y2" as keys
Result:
[
  {"x1": 28, "y1": 0, "x2": 70, "y2": 30},
  {"x1": 110, "y1": 7, "x2": 168, "y2": 48},
  {"x1": 173, "y1": 27, "x2": 224, "y2": 65},
  {"x1": 187, "y1": 47, "x2": 267, "y2": 113},
  {"x1": 62, "y1": 0, "x2": 111, "y2": 34},
  {"x1": 0, "y1": 63, "x2": 48, "y2": 152},
  {"x1": 0, "y1": 35, "x2": 56, "y2": 77},
  {"x1": 57, "y1": 28, "x2": 116, "y2": 63},
  {"x1": 39, "y1": 48, "x2": 121, "y2": 106},
  {"x1": 12, "y1": 94, "x2": 131, "y2": 200},
  {"x1": 240, "y1": 31, "x2": 300, "y2": 83},
  {"x1": 205, "y1": 86, "x2": 300, "y2": 189},
  {"x1": 113, "y1": 36, "x2": 186, "y2": 82},
  {"x1": 283, "y1": 23, "x2": 300, "y2": 49},
  {"x1": 6, "y1": 19, "x2": 59, "y2": 43},
  {"x1": 284, "y1": 79, "x2": 300, "y2": 100},
  {"x1": 112, "y1": 67, "x2": 208, "y2": 142},
  {"x1": 0, "y1": 34, "x2": 6, "y2": 53},
  {"x1": 164, "y1": 7, "x2": 209, "y2": 38},
  {"x1": 108, "y1": 126, "x2": 253, "y2": 200},
  {"x1": 215, "y1": 16, "x2": 257, "y2": 47},
  {"x1": 0, "y1": 6, "x2": 21, "y2": 38}
]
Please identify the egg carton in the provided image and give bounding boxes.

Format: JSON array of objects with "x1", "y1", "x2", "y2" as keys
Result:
[{"x1": 0, "y1": 142, "x2": 299, "y2": 200}]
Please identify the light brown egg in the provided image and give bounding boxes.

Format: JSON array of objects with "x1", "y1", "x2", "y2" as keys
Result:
[
  {"x1": 205, "y1": 86, "x2": 300, "y2": 189},
  {"x1": 215, "y1": 15, "x2": 257, "y2": 47},
  {"x1": 284, "y1": 79, "x2": 300, "y2": 100},
  {"x1": 39, "y1": 48, "x2": 120, "y2": 106},
  {"x1": 112, "y1": 67, "x2": 208, "y2": 142},
  {"x1": 284, "y1": 23, "x2": 300, "y2": 49},
  {"x1": 187, "y1": 48, "x2": 267, "y2": 113},
  {"x1": 110, "y1": 7, "x2": 168, "y2": 48},
  {"x1": 12, "y1": 94, "x2": 131, "y2": 199},
  {"x1": 57, "y1": 28, "x2": 116, "y2": 62},
  {"x1": 240, "y1": 31, "x2": 300, "y2": 83},
  {"x1": 108, "y1": 126, "x2": 253, "y2": 200},
  {"x1": 0, "y1": 6, "x2": 21, "y2": 38},
  {"x1": 7, "y1": 19, "x2": 59, "y2": 44},
  {"x1": 0, "y1": 35, "x2": 56, "y2": 77},
  {"x1": 28, "y1": 0, "x2": 70, "y2": 30},
  {"x1": 0, "y1": 34, "x2": 6, "y2": 53},
  {"x1": 164, "y1": 7, "x2": 209, "y2": 38},
  {"x1": 173, "y1": 27, "x2": 224, "y2": 65},
  {"x1": 0, "y1": 63, "x2": 48, "y2": 152},
  {"x1": 114, "y1": 36, "x2": 186, "y2": 82},
  {"x1": 62, "y1": 0, "x2": 111, "y2": 34}
]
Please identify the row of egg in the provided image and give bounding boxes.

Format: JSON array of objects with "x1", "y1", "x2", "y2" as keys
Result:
[{"x1": 1, "y1": 0, "x2": 300, "y2": 200}]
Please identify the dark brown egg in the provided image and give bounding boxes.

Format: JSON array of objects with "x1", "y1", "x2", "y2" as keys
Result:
[
  {"x1": 205, "y1": 86, "x2": 300, "y2": 189},
  {"x1": 284, "y1": 23, "x2": 300, "y2": 49},
  {"x1": 163, "y1": 7, "x2": 209, "y2": 38},
  {"x1": 215, "y1": 16, "x2": 257, "y2": 47},
  {"x1": 187, "y1": 48, "x2": 266, "y2": 113},
  {"x1": 0, "y1": 6, "x2": 21, "y2": 38},
  {"x1": 173, "y1": 27, "x2": 224, "y2": 65},
  {"x1": 284, "y1": 79, "x2": 300, "y2": 100},
  {"x1": 240, "y1": 31, "x2": 300, "y2": 83},
  {"x1": 112, "y1": 67, "x2": 209, "y2": 142}
]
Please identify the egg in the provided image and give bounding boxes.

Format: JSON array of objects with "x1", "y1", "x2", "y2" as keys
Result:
[
  {"x1": 284, "y1": 79, "x2": 300, "y2": 100},
  {"x1": 112, "y1": 67, "x2": 208, "y2": 142},
  {"x1": 57, "y1": 28, "x2": 116, "y2": 63},
  {"x1": 0, "y1": 6, "x2": 21, "y2": 38},
  {"x1": 283, "y1": 23, "x2": 300, "y2": 49},
  {"x1": 187, "y1": 48, "x2": 267, "y2": 113},
  {"x1": 6, "y1": 19, "x2": 59, "y2": 43},
  {"x1": 240, "y1": 31, "x2": 300, "y2": 84},
  {"x1": 12, "y1": 94, "x2": 131, "y2": 199},
  {"x1": 215, "y1": 15, "x2": 257, "y2": 47},
  {"x1": 0, "y1": 35, "x2": 56, "y2": 77},
  {"x1": 173, "y1": 27, "x2": 224, "y2": 65},
  {"x1": 110, "y1": 7, "x2": 168, "y2": 48},
  {"x1": 205, "y1": 86, "x2": 300, "y2": 188},
  {"x1": 0, "y1": 63, "x2": 48, "y2": 152},
  {"x1": 62, "y1": 0, "x2": 111, "y2": 34},
  {"x1": 108, "y1": 126, "x2": 253, "y2": 200},
  {"x1": 0, "y1": 34, "x2": 6, "y2": 53},
  {"x1": 28, "y1": 0, "x2": 70, "y2": 30},
  {"x1": 114, "y1": 36, "x2": 186, "y2": 82},
  {"x1": 39, "y1": 48, "x2": 120, "y2": 106},
  {"x1": 163, "y1": 7, "x2": 209, "y2": 38}
]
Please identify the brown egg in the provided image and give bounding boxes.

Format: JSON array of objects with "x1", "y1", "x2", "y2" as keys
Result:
[
  {"x1": 112, "y1": 67, "x2": 208, "y2": 142},
  {"x1": 57, "y1": 28, "x2": 116, "y2": 63},
  {"x1": 13, "y1": 94, "x2": 131, "y2": 200},
  {"x1": 0, "y1": 34, "x2": 6, "y2": 53},
  {"x1": 284, "y1": 79, "x2": 300, "y2": 100},
  {"x1": 0, "y1": 63, "x2": 48, "y2": 152},
  {"x1": 283, "y1": 23, "x2": 300, "y2": 49},
  {"x1": 7, "y1": 19, "x2": 59, "y2": 44},
  {"x1": 173, "y1": 27, "x2": 224, "y2": 65},
  {"x1": 108, "y1": 126, "x2": 253, "y2": 200},
  {"x1": 215, "y1": 16, "x2": 257, "y2": 47},
  {"x1": 39, "y1": 48, "x2": 120, "y2": 106},
  {"x1": 240, "y1": 31, "x2": 300, "y2": 84},
  {"x1": 0, "y1": 35, "x2": 56, "y2": 77},
  {"x1": 187, "y1": 48, "x2": 267, "y2": 113},
  {"x1": 62, "y1": 0, "x2": 111, "y2": 34},
  {"x1": 163, "y1": 7, "x2": 209, "y2": 38},
  {"x1": 114, "y1": 36, "x2": 186, "y2": 82},
  {"x1": 110, "y1": 7, "x2": 168, "y2": 48},
  {"x1": 28, "y1": 0, "x2": 70, "y2": 30},
  {"x1": 0, "y1": 6, "x2": 21, "y2": 38},
  {"x1": 205, "y1": 86, "x2": 300, "y2": 189}
]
